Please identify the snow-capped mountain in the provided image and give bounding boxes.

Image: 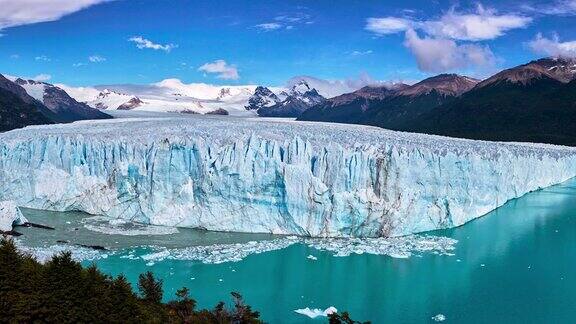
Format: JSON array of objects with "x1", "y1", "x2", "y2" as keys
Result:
[
  {"x1": 58, "y1": 80, "x2": 259, "y2": 116},
  {"x1": 8, "y1": 78, "x2": 110, "y2": 123},
  {"x1": 255, "y1": 80, "x2": 326, "y2": 117},
  {"x1": 245, "y1": 86, "x2": 281, "y2": 110}
]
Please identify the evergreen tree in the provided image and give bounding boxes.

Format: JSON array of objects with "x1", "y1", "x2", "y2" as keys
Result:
[{"x1": 138, "y1": 271, "x2": 164, "y2": 304}]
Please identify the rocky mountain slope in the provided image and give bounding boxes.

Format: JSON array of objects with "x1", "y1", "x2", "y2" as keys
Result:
[
  {"x1": 14, "y1": 79, "x2": 111, "y2": 122},
  {"x1": 404, "y1": 58, "x2": 576, "y2": 145},
  {"x1": 299, "y1": 74, "x2": 477, "y2": 126}
]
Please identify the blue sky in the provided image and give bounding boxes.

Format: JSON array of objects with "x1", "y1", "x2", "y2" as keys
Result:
[{"x1": 1, "y1": 0, "x2": 575, "y2": 87}]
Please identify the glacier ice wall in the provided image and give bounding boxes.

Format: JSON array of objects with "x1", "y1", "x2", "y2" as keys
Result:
[{"x1": 1, "y1": 116, "x2": 575, "y2": 237}]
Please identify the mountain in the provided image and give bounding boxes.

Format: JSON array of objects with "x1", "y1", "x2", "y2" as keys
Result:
[
  {"x1": 256, "y1": 80, "x2": 326, "y2": 117},
  {"x1": 476, "y1": 57, "x2": 576, "y2": 89},
  {"x1": 403, "y1": 59, "x2": 576, "y2": 145},
  {"x1": 59, "y1": 81, "x2": 259, "y2": 116},
  {"x1": 245, "y1": 86, "x2": 281, "y2": 111},
  {"x1": 0, "y1": 82, "x2": 53, "y2": 132},
  {"x1": 13, "y1": 78, "x2": 111, "y2": 122},
  {"x1": 298, "y1": 74, "x2": 477, "y2": 127}
]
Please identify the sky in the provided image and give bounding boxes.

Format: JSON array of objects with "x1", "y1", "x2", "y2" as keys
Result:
[{"x1": 0, "y1": 0, "x2": 575, "y2": 87}]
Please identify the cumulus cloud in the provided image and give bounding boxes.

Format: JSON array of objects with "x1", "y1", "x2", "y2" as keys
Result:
[
  {"x1": 88, "y1": 55, "x2": 106, "y2": 62},
  {"x1": 128, "y1": 36, "x2": 177, "y2": 52},
  {"x1": 0, "y1": 0, "x2": 109, "y2": 30},
  {"x1": 404, "y1": 29, "x2": 495, "y2": 73},
  {"x1": 198, "y1": 60, "x2": 239, "y2": 80},
  {"x1": 527, "y1": 33, "x2": 576, "y2": 58},
  {"x1": 366, "y1": 5, "x2": 531, "y2": 41},
  {"x1": 32, "y1": 74, "x2": 52, "y2": 82}
]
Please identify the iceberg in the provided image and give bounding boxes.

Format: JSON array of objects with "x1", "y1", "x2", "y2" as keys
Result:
[
  {"x1": 0, "y1": 115, "x2": 575, "y2": 237},
  {"x1": 294, "y1": 306, "x2": 338, "y2": 319}
]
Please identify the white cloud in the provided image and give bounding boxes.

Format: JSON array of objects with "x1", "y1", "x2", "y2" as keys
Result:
[
  {"x1": 421, "y1": 5, "x2": 532, "y2": 41},
  {"x1": 198, "y1": 60, "x2": 239, "y2": 80},
  {"x1": 366, "y1": 5, "x2": 531, "y2": 41},
  {"x1": 523, "y1": 0, "x2": 576, "y2": 16},
  {"x1": 88, "y1": 55, "x2": 106, "y2": 62},
  {"x1": 128, "y1": 36, "x2": 177, "y2": 52},
  {"x1": 73, "y1": 62, "x2": 86, "y2": 67},
  {"x1": 255, "y1": 12, "x2": 313, "y2": 31},
  {"x1": 9, "y1": 54, "x2": 19, "y2": 59},
  {"x1": 527, "y1": 33, "x2": 576, "y2": 58},
  {"x1": 0, "y1": 0, "x2": 109, "y2": 30},
  {"x1": 35, "y1": 55, "x2": 51, "y2": 62},
  {"x1": 404, "y1": 29, "x2": 495, "y2": 73},
  {"x1": 350, "y1": 50, "x2": 373, "y2": 56},
  {"x1": 32, "y1": 74, "x2": 51, "y2": 82},
  {"x1": 365, "y1": 17, "x2": 412, "y2": 35},
  {"x1": 255, "y1": 23, "x2": 282, "y2": 31}
]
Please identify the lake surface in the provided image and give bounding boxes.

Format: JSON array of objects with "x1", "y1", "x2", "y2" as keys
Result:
[{"x1": 16, "y1": 178, "x2": 576, "y2": 323}]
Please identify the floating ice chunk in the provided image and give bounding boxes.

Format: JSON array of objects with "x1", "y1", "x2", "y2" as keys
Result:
[
  {"x1": 432, "y1": 314, "x2": 446, "y2": 322},
  {"x1": 294, "y1": 306, "x2": 338, "y2": 319},
  {"x1": 0, "y1": 201, "x2": 28, "y2": 232},
  {"x1": 307, "y1": 254, "x2": 318, "y2": 260},
  {"x1": 126, "y1": 237, "x2": 300, "y2": 264},
  {"x1": 14, "y1": 240, "x2": 109, "y2": 264},
  {"x1": 83, "y1": 216, "x2": 179, "y2": 236}
]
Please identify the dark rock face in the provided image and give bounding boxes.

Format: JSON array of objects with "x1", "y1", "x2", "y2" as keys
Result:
[
  {"x1": 206, "y1": 108, "x2": 229, "y2": 115},
  {"x1": 117, "y1": 97, "x2": 144, "y2": 110},
  {"x1": 0, "y1": 75, "x2": 54, "y2": 132},
  {"x1": 42, "y1": 85, "x2": 112, "y2": 122},
  {"x1": 256, "y1": 81, "x2": 326, "y2": 117}
]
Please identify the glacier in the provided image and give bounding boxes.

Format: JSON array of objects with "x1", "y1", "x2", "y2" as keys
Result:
[{"x1": 0, "y1": 115, "x2": 575, "y2": 237}]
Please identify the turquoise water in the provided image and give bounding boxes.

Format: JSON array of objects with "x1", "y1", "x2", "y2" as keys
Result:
[{"x1": 17, "y1": 178, "x2": 576, "y2": 323}]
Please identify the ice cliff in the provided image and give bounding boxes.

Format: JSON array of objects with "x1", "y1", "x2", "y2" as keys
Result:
[
  {"x1": 0, "y1": 115, "x2": 575, "y2": 237},
  {"x1": 0, "y1": 201, "x2": 27, "y2": 232}
]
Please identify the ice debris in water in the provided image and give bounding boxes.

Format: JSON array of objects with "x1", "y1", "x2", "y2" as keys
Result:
[
  {"x1": 14, "y1": 240, "x2": 111, "y2": 264},
  {"x1": 129, "y1": 237, "x2": 301, "y2": 264},
  {"x1": 294, "y1": 306, "x2": 338, "y2": 319},
  {"x1": 305, "y1": 235, "x2": 458, "y2": 258},
  {"x1": 118, "y1": 234, "x2": 457, "y2": 264},
  {"x1": 432, "y1": 314, "x2": 446, "y2": 322},
  {"x1": 83, "y1": 216, "x2": 179, "y2": 236},
  {"x1": 307, "y1": 254, "x2": 318, "y2": 260}
]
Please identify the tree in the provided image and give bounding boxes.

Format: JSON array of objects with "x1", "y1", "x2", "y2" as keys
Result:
[
  {"x1": 167, "y1": 287, "x2": 196, "y2": 323},
  {"x1": 138, "y1": 271, "x2": 163, "y2": 304}
]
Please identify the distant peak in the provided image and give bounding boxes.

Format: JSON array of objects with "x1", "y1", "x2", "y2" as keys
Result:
[{"x1": 400, "y1": 74, "x2": 479, "y2": 97}]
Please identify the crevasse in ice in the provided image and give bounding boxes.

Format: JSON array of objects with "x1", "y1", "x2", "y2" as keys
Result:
[{"x1": 1, "y1": 115, "x2": 575, "y2": 237}]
